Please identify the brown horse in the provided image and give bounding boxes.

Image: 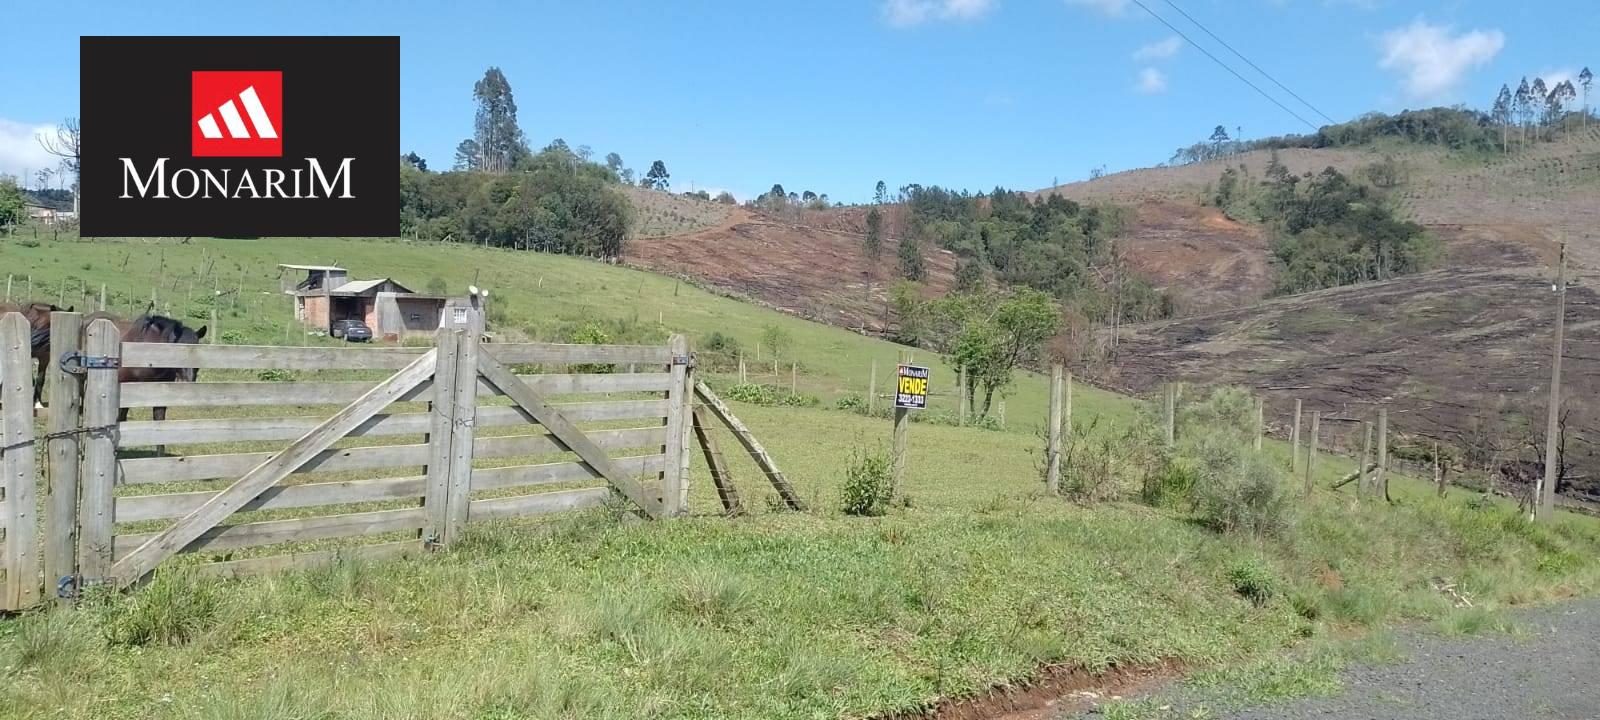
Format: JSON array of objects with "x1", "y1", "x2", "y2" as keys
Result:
[
  {"x1": 0, "y1": 301, "x2": 73, "y2": 404},
  {"x1": 85, "y1": 313, "x2": 206, "y2": 455}
]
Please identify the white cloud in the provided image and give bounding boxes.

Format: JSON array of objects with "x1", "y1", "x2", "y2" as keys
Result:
[
  {"x1": 883, "y1": 0, "x2": 996, "y2": 26},
  {"x1": 1135, "y1": 67, "x2": 1168, "y2": 94},
  {"x1": 1064, "y1": 0, "x2": 1130, "y2": 17},
  {"x1": 1378, "y1": 19, "x2": 1505, "y2": 101},
  {"x1": 1133, "y1": 36, "x2": 1181, "y2": 61},
  {"x1": 1536, "y1": 68, "x2": 1577, "y2": 89},
  {"x1": 0, "y1": 118, "x2": 61, "y2": 186}
]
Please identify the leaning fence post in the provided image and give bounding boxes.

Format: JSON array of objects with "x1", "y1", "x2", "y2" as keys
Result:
[
  {"x1": 44, "y1": 312, "x2": 84, "y2": 600},
  {"x1": 1434, "y1": 441, "x2": 1446, "y2": 497},
  {"x1": 78, "y1": 318, "x2": 121, "y2": 582},
  {"x1": 997, "y1": 399, "x2": 1006, "y2": 429},
  {"x1": 1305, "y1": 410, "x2": 1320, "y2": 495},
  {"x1": 1046, "y1": 364, "x2": 1063, "y2": 494}
]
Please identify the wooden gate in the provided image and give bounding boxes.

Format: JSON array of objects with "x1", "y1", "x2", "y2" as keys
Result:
[
  {"x1": 45, "y1": 305, "x2": 692, "y2": 590},
  {"x1": 1, "y1": 313, "x2": 41, "y2": 609}
]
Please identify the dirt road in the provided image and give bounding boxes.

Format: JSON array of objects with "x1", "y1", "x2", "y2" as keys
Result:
[{"x1": 1073, "y1": 598, "x2": 1600, "y2": 719}]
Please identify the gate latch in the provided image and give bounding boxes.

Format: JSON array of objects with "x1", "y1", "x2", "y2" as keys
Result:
[{"x1": 59, "y1": 351, "x2": 121, "y2": 375}]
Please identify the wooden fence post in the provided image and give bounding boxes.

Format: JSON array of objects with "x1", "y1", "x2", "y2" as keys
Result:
[
  {"x1": 423, "y1": 327, "x2": 459, "y2": 546},
  {"x1": 891, "y1": 350, "x2": 911, "y2": 499},
  {"x1": 867, "y1": 359, "x2": 877, "y2": 415},
  {"x1": 1164, "y1": 384, "x2": 1176, "y2": 446},
  {"x1": 44, "y1": 312, "x2": 84, "y2": 599},
  {"x1": 443, "y1": 307, "x2": 481, "y2": 541},
  {"x1": 1359, "y1": 421, "x2": 1373, "y2": 497},
  {"x1": 997, "y1": 399, "x2": 1006, "y2": 429},
  {"x1": 78, "y1": 318, "x2": 121, "y2": 582},
  {"x1": 958, "y1": 366, "x2": 968, "y2": 427},
  {"x1": 1434, "y1": 441, "x2": 1446, "y2": 497},
  {"x1": 1046, "y1": 364, "x2": 1063, "y2": 494},
  {"x1": 790, "y1": 362, "x2": 797, "y2": 394},
  {"x1": 1065, "y1": 370, "x2": 1074, "y2": 432},
  {"x1": 691, "y1": 406, "x2": 743, "y2": 515},
  {"x1": 1376, "y1": 408, "x2": 1389, "y2": 501},
  {"x1": 1291, "y1": 398, "x2": 1303, "y2": 474},
  {"x1": 1305, "y1": 410, "x2": 1320, "y2": 494},
  {"x1": 662, "y1": 334, "x2": 691, "y2": 516},
  {"x1": 739, "y1": 353, "x2": 747, "y2": 384},
  {"x1": 1254, "y1": 397, "x2": 1264, "y2": 452},
  {"x1": 2, "y1": 314, "x2": 41, "y2": 609}
]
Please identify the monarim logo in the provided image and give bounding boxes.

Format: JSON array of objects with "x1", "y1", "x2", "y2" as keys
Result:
[{"x1": 80, "y1": 36, "x2": 398, "y2": 237}]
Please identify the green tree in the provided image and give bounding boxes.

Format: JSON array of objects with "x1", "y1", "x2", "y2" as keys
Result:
[
  {"x1": 402, "y1": 151, "x2": 428, "y2": 172},
  {"x1": 1530, "y1": 77, "x2": 1549, "y2": 137},
  {"x1": 760, "y1": 324, "x2": 792, "y2": 359},
  {"x1": 0, "y1": 179, "x2": 25, "y2": 228},
  {"x1": 864, "y1": 206, "x2": 883, "y2": 260},
  {"x1": 1209, "y1": 125, "x2": 1230, "y2": 148},
  {"x1": 1581, "y1": 68, "x2": 1594, "y2": 129},
  {"x1": 954, "y1": 258, "x2": 985, "y2": 293},
  {"x1": 874, "y1": 180, "x2": 887, "y2": 205},
  {"x1": 930, "y1": 289, "x2": 1060, "y2": 417},
  {"x1": 604, "y1": 152, "x2": 624, "y2": 178},
  {"x1": 642, "y1": 160, "x2": 670, "y2": 190},
  {"x1": 1492, "y1": 84, "x2": 1513, "y2": 153},
  {"x1": 897, "y1": 236, "x2": 925, "y2": 281},
  {"x1": 1514, "y1": 77, "x2": 1532, "y2": 145},
  {"x1": 472, "y1": 67, "x2": 527, "y2": 173},
  {"x1": 453, "y1": 139, "x2": 482, "y2": 171}
]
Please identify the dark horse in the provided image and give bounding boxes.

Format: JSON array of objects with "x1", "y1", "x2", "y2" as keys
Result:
[
  {"x1": 86, "y1": 313, "x2": 206, "y2": 455},
  {"x1": 0, "y1": 301, "x2": 72, "y2": 404}
]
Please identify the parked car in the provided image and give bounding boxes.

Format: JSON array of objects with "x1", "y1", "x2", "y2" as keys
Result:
[{"x1": 330, "y1": 319, "x2": 373, "y2": 342}]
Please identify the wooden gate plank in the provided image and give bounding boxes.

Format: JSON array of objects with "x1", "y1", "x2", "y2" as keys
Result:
[
  {"x1": 660, "y1": 335, "x2": 690, "y2": 516},
  {"x1": 2, "y1": 313, "x2": 40, "y2": 609},
  {"x1": 442, "y1": 322, "x2": 479, "y2": 543},
  {"x1": 694, "y1": 381, "x2": 805, "y2": 511},
  {"x1": 106, "y1": 350, "x2": 438, "y2": 588},
  {"x1": 423, "y1": 328, "x2": 457, "y2": 545},
  {"x1": 44, "y1": 312, "x2": 83, "y2": 600},
  {"x1": 78, "y1": 319, "x2": 121, "y2": 580},
  {"x1": 475, "y1": 351, "x2": 663, "y2": 518}
]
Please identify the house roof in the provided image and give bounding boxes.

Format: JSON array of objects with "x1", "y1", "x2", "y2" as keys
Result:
[
  {"x1": 278, "y1": 264, "x2": 347, "y2": 272},
  {"x1": 332, "y1": 278, "x2": 415, "y2": 295}
]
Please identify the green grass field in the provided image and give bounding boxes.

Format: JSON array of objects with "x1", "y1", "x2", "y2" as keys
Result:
[{"x1": 2, "y1": 232, "x2": 1599, "y2": 719}]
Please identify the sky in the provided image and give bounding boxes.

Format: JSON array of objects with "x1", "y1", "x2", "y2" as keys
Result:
[{"x1": 2, "y1": 0, "x2": 1597, "y2": 203}]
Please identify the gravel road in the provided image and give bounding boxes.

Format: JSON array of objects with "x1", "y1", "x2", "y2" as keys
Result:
[{"x1": 1079, "y1": 598, "x2": 1600, "y2": 720}]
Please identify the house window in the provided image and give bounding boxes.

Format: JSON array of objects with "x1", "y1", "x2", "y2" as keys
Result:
[{"x1": 453, "y1": 307, "x2": 468, "y2": 324}]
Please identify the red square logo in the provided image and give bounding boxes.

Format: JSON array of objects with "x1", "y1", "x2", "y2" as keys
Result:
[{"x1": 191, "y1": 70, "x2": 282, "y2": 157}]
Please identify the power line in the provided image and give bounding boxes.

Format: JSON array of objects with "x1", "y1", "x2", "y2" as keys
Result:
[
  {"x1": 1127, "y1": 0, "x2": 1319, "y2": 132},
  {"x1": 1160, "y1": 0, "x2": 1337, "y2": 125}
]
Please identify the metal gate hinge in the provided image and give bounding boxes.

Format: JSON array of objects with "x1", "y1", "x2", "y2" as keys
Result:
[
  {"x1": 672, "y1": 355, "x2": 693, "y2": 367},
  {"x1": 59, "y1": 351, "x2": 121, "y2": 375}
]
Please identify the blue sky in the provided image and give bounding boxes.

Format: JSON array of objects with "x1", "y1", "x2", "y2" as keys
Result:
[{"x1": 2, "y1": 0, "x2": 1596, "y2": 203}]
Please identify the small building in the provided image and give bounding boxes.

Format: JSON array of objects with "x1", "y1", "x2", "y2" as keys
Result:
[
  {"x1": 279, "y1": 264, "x2": 465, "y2": 341},
  {"x1": 25, "y1": 205, "x2": 67, "y2": 225}
]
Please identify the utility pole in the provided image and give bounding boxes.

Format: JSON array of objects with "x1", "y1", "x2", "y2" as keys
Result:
[{"x1": 1537, "y1": 240, "x2": 1567, "y2": 521}]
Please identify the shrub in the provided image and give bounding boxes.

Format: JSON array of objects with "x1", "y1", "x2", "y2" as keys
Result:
[
  {"x1": 1054, "y1": 417, "x2": 1130, "y2": 503},
  {"x1": 723, "y1": 383, "x2": 818, "y2": 408},
  {"x1": 1226, "y1": 557, "x2": 1280, "y2": 607},
  {"x1": 568, "y1": 322, "x2": 614, "y2": 374},
  {"x1": 1194, "y1": 448, "x2": 1292, "y2": 537},
  {"x1": 835, "y1": 393, "x2": 867, "y2": 413},
  {"x1": 841, "y1": 448, "x2": 894, "y2": 517},
  {"x1": 759, "y1": 324, "x2": 792, "y2": 359}
]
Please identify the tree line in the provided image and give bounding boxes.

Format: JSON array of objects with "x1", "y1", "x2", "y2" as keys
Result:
[
  {"x1": 403, "y1": 67, "x2": 666, "y2": 258},
  {"x1": 1171, "y1": 67, "x2": 1595, "y2": 164}
]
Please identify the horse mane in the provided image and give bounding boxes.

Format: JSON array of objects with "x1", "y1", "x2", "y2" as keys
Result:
[{"x1": 133, "y1": 315, "x2": 192, "y2": 344}]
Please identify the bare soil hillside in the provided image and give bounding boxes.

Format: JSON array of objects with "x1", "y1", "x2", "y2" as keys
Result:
[
  {"x1": 1093, "y1": 266, "x2": 1600, "y2": 502},
  {"x1": 625, "y1": 206, "x2": 955, "y2": 331}
]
